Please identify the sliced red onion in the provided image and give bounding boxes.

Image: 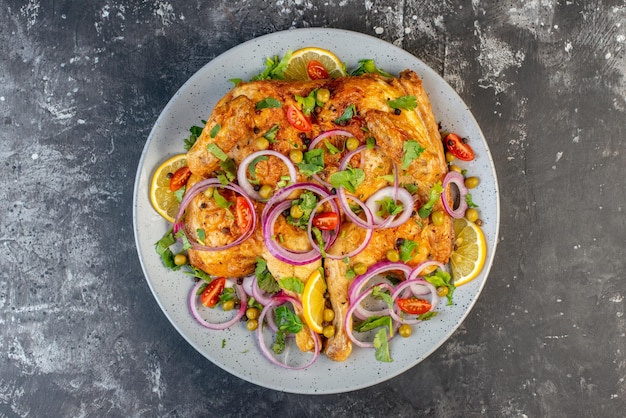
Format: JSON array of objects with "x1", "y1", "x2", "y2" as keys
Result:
[
  {"x1": 389, "y1": 278, "x2": 439, "y2": 325},
  {"x1": 308, "y1": 129, "x2": 355, "y2": 187},
  {"x1": 250, "y1": 275, "x2": 275, "y2": 307},
  {"x1": 348, "y1": 261, "x2": 413, "y2": 304},
  {"x1": 306, "y1": 195, "x2": 342, "y2": 257},
  {"x1": 344, "y1": 282, "x2": 395, "y2": 348},
  {"x1": 237, "y1": 150, "x2": 298, "y2": 201},
  {"x1": 365, "y1": 186, "x2": 414, "y2": 228},
  {"x1": 261, "y1": 182, "x2": 331, "y2": 224},
  {"x1": 263, "y1": 200, "x2": 321, "y2": 266},
  {"x1": 188, "y1": 280, "x2": 247, "y2": 330},
  {"x1": 352, "y1": 276, "x2": 396, "y2": 320},
  {"x1": 256, "y1": 296, "x2": 320, "y2": 370},
  {"x1": 173, "y1": 179, "x2": 256, "y2": 251},
  {"x1": 324, "y1": 195, "x2": 373, "y2": 260},
  {"x1": 441, "y1": 171, "x2": 468, "y2": 218}
]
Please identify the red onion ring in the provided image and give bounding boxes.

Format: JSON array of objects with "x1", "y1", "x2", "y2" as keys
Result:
[
  {"x1": 348, "y1": 261, "x2": 413, "y2": 304},
  {"x1": 188, "y1": 280, "x2": 247, "y2": 330},
  {"x1": 323, "y1": 195, "x2": 374, "y2": 260},
  {"x1": 441, "y1": 171, "x2": 468, "y2": 218},
  {"x1": 256, "y1": 296, "x2": 320, "y2": 370},
  {"x1": 263, "y1": 200, "x2": 321, "y2": 266},
  {"x1": 173, "y1": 179, "x2": 256, "y2": 251},
  {"x1": 308, "y1": 129, "x2": 355, "y2": 188},
  {"x1": 344, "y1": 282, "x2": 395, "y2": 348},
  {"x1": 261, "y1": 182, "x2": 332, "y2": 224},
  {"x1": 365, "y1": 186, "x2": 414, "y2": 228},
  {"x1": 236, "y1": 150, "x2": 298, "y2": 201}
]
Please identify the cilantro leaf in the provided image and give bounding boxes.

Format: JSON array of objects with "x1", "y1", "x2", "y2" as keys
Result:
[
  {"x1": 402, "y1": 183, "x2": 418, "y2": 194},
  {"x1": 256, "y1": 98, "x2": 282, "y2": 110},
  {"x1": 216, "y1": 158, "x2": 237, "y2": 185},
  {"x1": 212, "y1": 189, "x2": 233, "y2": 216},
  {"x1": 295, "y1": 90, "x2": 317, "y2": 116},
  {"x1": 324, "y1": 139, "x2": 343, "y2": 155},
  {"x1": 272, "y1": 305, "x2": 304, "y2": 354},
  {"x1": 173, "y1": 185, "x2": 186, "y2": 203},
  {"x1": 350, "y1": 59, "x2": 393, "y2": 78},
  {"x1": 252, "y1": 51, "x2": 293, "y2": 81},
  {"x1": 175, "y1": 229, "x2": 192, "y2": 251},
  {"x1": 296, "y1": 148, "x2": 325, "y2": 177},
  {"x1": 398, "y1": 239, "x2": 418, "y2": 262},
  {"x1": 418, "y1": 182, "x2": 443, "y2": 218},
  {"x1": 373, "y1": 328, "x2": 393, "y2": 362},
  {"x1": 334, "y1": 104, "x2": 357, "y2": 124},
  {"x1": 183, "y1": 123, "x2": 205, "y2": 151},
  {"x1": 279, "y1": 277, "x2": 304, "y2": 294},
  {"x1": 229, "y1": 78, "x2": 242, "y2": 87},
  {"x1": 354, "y1": 315, "x2": 393, "y2": 334},
  {"x1": 286, "y1": 191, "x2": 318, "y2": 229},
  {"x1": 207, "y1": 143, "x2": 228, "y2": 162},
  {"x1": 366, "y1": 137, "x2": 376, "y2": 149},
  {"x1": 466, "y1": 193, "x2": 479, "y2": 208},
  {"x1": 329, "y1": 167, "x2": 365, "y2": 194},
  {"x1": 401, "y1": 140, "x2": 425, "y2": 170},
  {"x1": 387, "y1": 95, "x2": 417, "y2": 111},
  {"x1": 424, "y1": 269, "x2": 455, "y2": 305},
  {"x1": 254, "y1": 257, "x2": 280, "y2": 294},
  {"x1": 264, "y1": 124, "x2": 280, "y2": 142},
  {"x1": 376, "y1": 196, "x2": 404, "y2": 218},
  {"x1": 247, "y1": 155, "x2": 268, "y2": 185},
  {"x1": 155, "y1": 231, "x2": 178, "y2": 270}
]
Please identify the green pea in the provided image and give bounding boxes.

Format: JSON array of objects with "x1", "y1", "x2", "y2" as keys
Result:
[
  {"x1": 431, "y1": 210, "x2": 445, "y2": 226},
  {"x1": 346, "y1": 137, "x2": 360, "y2": 151},
  {"x1": 465, "y1": 176, "x2": 480, "y2": 189}
]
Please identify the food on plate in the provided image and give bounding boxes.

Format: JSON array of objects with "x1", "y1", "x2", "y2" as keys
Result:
[{"x1": 152, "y1": 48, "x2": 487, "y2": 368}]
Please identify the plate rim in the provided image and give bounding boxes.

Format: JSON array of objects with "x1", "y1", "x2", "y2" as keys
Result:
[{"x1": 133, "y1": 27, "x2": 500, "y2": 394}]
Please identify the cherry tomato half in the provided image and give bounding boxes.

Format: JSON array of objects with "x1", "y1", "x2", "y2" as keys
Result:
[
  {"x1": 169, "y1": 166, "x2": 191, "y2": 191},
  {"x1": 312, "y1": 212, "x2": 339, "y2": 230},
  {"x1": 286, "y1": 105, "x2": 312, "y2": 132},
  {"x1": 200, "y1": 277, "x2": 226, "y2": 307},
  {"x1": 445, "y1": 133, "x2": 475, "y2": 162},
  {"x1": 396, "y1": 297, "x2": 431, "y2": 315},
  {"x1": 307, "y1": 60, "x2": 329, "y2": 80},
  {"x1": 235, "y1": 196, "x2": 253, "y2": 233}
]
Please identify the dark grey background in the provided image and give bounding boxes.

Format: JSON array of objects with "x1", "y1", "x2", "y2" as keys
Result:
[{"x1": 1, "y1": 1, "x2": 625, "y2": 417}]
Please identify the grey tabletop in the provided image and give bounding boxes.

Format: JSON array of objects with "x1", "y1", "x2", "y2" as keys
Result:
[{"x1": 1, "y1": 1, "x2": 625, "y2": 417}]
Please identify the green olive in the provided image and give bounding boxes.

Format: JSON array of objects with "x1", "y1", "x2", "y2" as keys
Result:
[
  {"x1": 246, "y1": 307, "x2": 260, "y2": 320},
  {"x1": 290, "y1": 204, "x2": 304, "y2": 219},
  {"x1": 174, "y1": 253, "x2": 187, "y2": 266},
  {"x1": 222, "y1": 299, "x2": 235, "y2": 311},
  {"x1": 316, "y1": 88, "x2": 331, "y2": 103},
  {"x1": 465, "y1": 208, "x2": 479, "y2": 223},
  {"x1": 246, "y1": 319, "x2": 258, "y2": 331},
  {"x1": 386, "y1": 249, "x2": 400, "y2": 262},
  {"x1": 399, "y1": 324, "x2": 412, "y2": 338},
  {"x1": 465, "y1": 176, "x2": 480, "y2": 189},
  {"x1": 323, "y1": 308, "x2": 335, "y2": 323},
  {"x1": 346, "y1": 137, "x2": 360, "y2": 151},
  {"x1": 259, "y1": 184, "x2": 274, "y2": 199},
  {"x1": 431, "y1": 210, "x2": 445, "y2": 226},
  {"x1": 289, "y1": 149, "x2": 303, "y2": 164},
  {"x1": 254, "y1": 137, "x2": 270, "y2": 151},
  {"x1": 353, "y1": 263, "x2": 367, "y2": 276},
  {"x1": 436, "y1": 286, "x2": 449, "y2": 297},
  {"x1": 445, "y1": 151, "x2": 456, "y2": 163},
  {"x1": 322, "y1": 325, "x2": 335, "y2": 338}
]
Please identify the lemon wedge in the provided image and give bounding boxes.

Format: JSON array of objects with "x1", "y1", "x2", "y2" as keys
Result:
[
  {"x1": 149, "y1": 154, "x2": 188, "y2": 223},
  {"x1": 301, "y1": 269, "x2": 327, "y2": 334},
  {"x1": 450, "y1": 217, "x2": 487, "y2": 286},
  {"x1": 284, "y1": 47, "x2": 346, "y2": 81}
]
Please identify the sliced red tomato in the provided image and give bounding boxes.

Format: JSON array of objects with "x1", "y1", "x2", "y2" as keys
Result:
[
  {"x1": 200, "y1": 277, "x2": 226, "y2": 307},
  {"x1": 312, "y1": 212, "x2": 339, "y2": 230},
  {"x1": 397, "y1": 297, "x2": 431, "y2": 315},
  {"x1": 169, "y1": 166, "x2": 191, "y2": 191},
  {"x1": 235, "y1": 196, "x2": 253, "y2": 232},
  {"x1": 286, "y1": 105, "x2": 312, "y2": 132},
  {"x1": 445, "y1": 133, "x2": 475, "y2": 161},
  {"x1": 307, "y1": 60, "x2": 329, "y2": 80}
]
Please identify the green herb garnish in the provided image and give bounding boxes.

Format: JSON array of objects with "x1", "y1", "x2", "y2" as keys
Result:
[
  {"x1": 401, "y1": 140, "x2": 425, "y2": 170},
  {"x1": 329, "y1": 166, "x2": 365, "y2": 194}
]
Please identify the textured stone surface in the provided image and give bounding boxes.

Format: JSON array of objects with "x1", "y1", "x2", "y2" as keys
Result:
[{"x1": 1, "y1": 0, "x2": 625, "y2": 416}]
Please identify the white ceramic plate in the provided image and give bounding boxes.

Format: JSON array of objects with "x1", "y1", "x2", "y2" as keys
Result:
[{"x1": 133, "y1": 28, "x2": 500, "y2": 394}]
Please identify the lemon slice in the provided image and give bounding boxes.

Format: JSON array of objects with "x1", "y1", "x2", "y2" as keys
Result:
[
  {"x1": 302, "y1": 269, "x2": 327, "y2": 334},
  {"x1": 450, "y1": 217, "x2": 487, "y2": 286},
  {"x1": 149, "y1": 154, "x2": 188, "y2": 223},
  {"x1": 284, "y1": 47, "x2": 346, "y2": 81}
]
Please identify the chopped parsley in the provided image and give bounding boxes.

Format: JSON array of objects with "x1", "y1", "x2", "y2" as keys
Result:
[
  {"x1": 466, "y1": 193, "x2": 479, "y2": 208},
  {"x1": 252, "y1": 52, "x2": 292, "y2": 81},
  {"x1": 263, "y1": 124, "x2": 280, "y2": 142},
  {"x1": 387, "y1": 95, "x2": 417, "y2": 111},
  {"x1": 286, "y1": 191, "x2": 318, "y2": 229},
  {"x1": 254, "y1": 257, "x2": 280, "y2": 294},
  {"x1": 247, "y1": 155, "x2": 268, "y2": 185},
  {"x1": 424, "y1": 269, "x2": 455, "y2": 305},
  {"x1": 295, "y1": 90, "x2": 317, "y2": 116},
  {"x1": 418, "y1": 182, "x2": 443, "y2": 218},
  {"x1": 296, "y1": 148, "x2": 325, "y2": 177},
  {"x1": 279, "y1": 277, "x2": 304, "y2": 294},
  {"x1": 209, "y1": 124, "x2": 221, "y2": 138},
  {"x1": 272, "y1": 305, "x2": 304, "y2": 354},
  {"x1": 401, "y1": 140, "x2": 425, "y2": 170},
  {"x1": 398, "y1": 239, "x2": 418, "y2": 262},
  {"x1": 376, "y1": 196, "x2": 404, "y2": 219},
  {"x1": 329, "y1": 166, "x2": 365, "y2": 194},
  {"x1": 334, "y1": 104, "x2": 357, "y2": 124},
  {"x1": 350, "y1": 59, "x2": 393, "y2": 78},
  {"x1": 183, "y1": 123, "x2": 205, "y2": 150},
  {"x1": 256, "y1": 98, "x2": 282, "y2": 110},
  {"x1": 216, "y1": 158, "x2": 237, "y2": 185}
]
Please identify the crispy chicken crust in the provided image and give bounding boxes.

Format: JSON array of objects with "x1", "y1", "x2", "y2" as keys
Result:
[{"x1": 185, "y1": 70, "x2": 452, "y2": 361}]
